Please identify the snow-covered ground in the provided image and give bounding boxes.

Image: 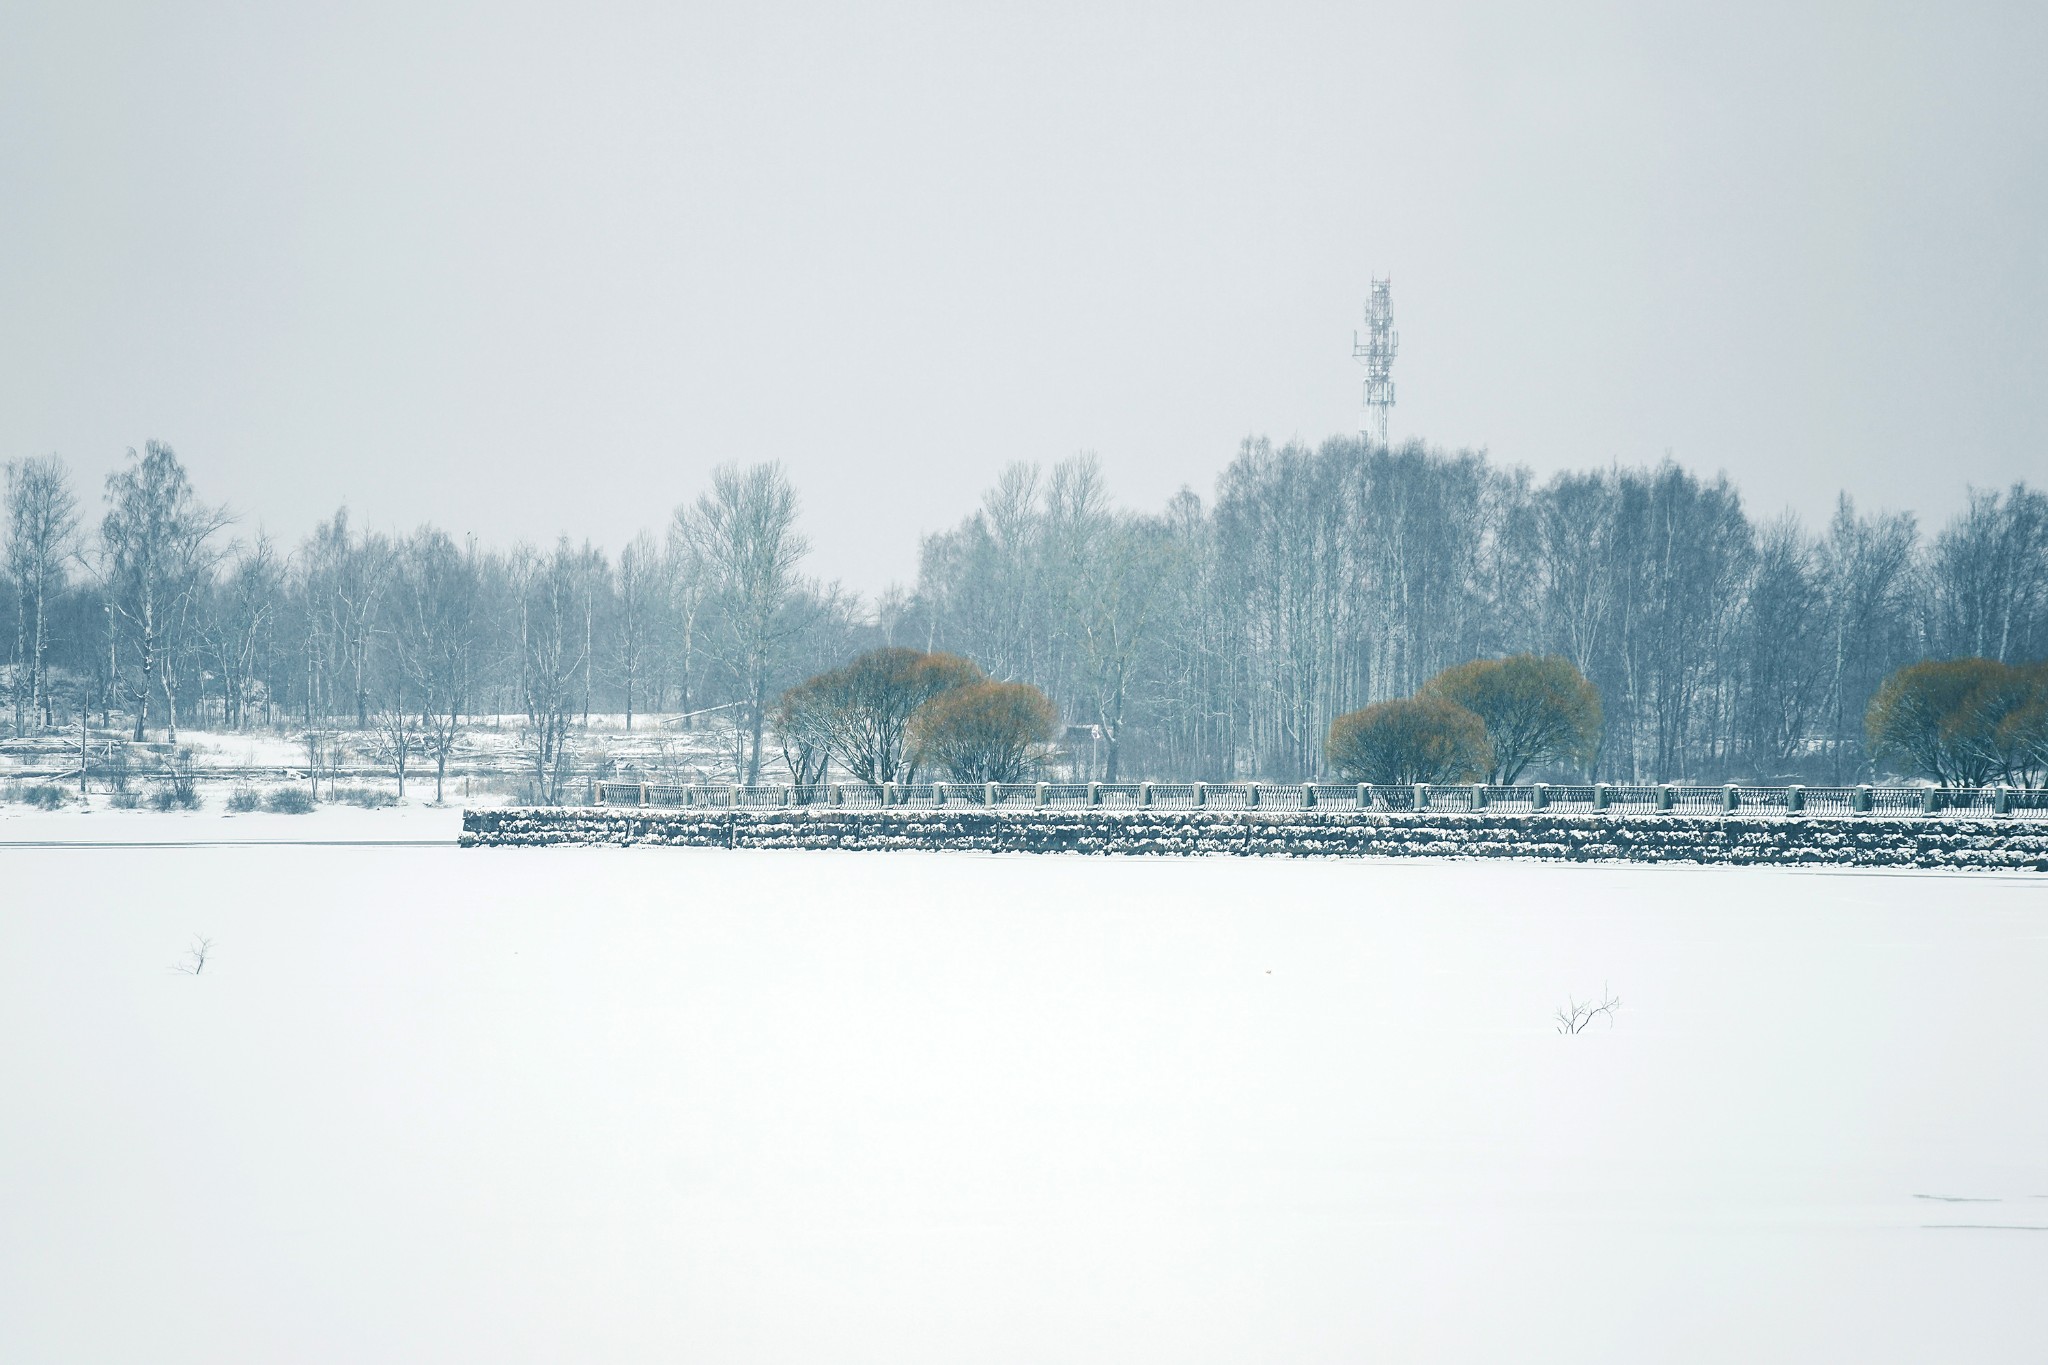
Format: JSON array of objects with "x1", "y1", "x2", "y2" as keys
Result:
[
  {"x1": 0, "y1": 801, "x2": 466, "y2": 845},
  {"x1": 1, "y1": 715, "x2": 752, "y2": 785},
  {"x1": 0, "y1": 803, "x2": 465, "y2": 844},
  {"x1": 2, "y1": 846, "x2": 2043, "y2": 1363}
]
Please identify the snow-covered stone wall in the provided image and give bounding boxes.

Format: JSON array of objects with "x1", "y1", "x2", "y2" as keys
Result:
[{"x1": 461, "y1": 808, "x2": 2048, "y2": 870}]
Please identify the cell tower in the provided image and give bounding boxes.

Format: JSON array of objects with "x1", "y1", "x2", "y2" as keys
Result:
[{"x1": 1352, "y1": 277, "x2": 1399, "y2": 447}]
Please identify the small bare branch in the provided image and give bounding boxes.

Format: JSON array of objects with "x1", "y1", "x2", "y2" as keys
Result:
[
  {"x1": 1555, "y1": 984, "x2": 1620, "y2": 1034},
  {"x1": 171, "y1": 936, "x2": 214, "y2": 976}
]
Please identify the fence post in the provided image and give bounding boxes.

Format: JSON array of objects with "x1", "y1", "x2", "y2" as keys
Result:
[
  {"x1": 1357, "y1": 783, "x2": 1371, "y2": 809},
  {"x1": 1087, "y1": 781, "x2": 1102, "y2": 806},
  {"x1": 1193, "y1": 781, "x2": 1207, "y2": 807},
  {"x1": 1722, "y1": 784, "x2": 1739, "y2": 813},
  {"x1": 1657, "y1": 783, "x2": 1674, "y2": 812},
  {"x1": 1920, "y1": 786, "x2": 1939, "y2": 814},
  {"x1": 1247, "y1": 782, "x2": 1261, "y2": 809},
  {"x1": 1301, "y1": 782, "x2": 1316, "y2": 808},
  {"x1": 1593, "y1": 783, "x2": 1610, "y2": 812},
  {"x1": 1413, "y1": 783, "x2": 1430, "y2": 811},
  {"x1": 1854, "y1": 783, "x2": 1872, "y2": 814},
  {"x1": 1531, "y1": 783, "x2": 1548, "y2": 810},
  {"x1": 1035, "y1": 781, "x2": 1049, "y2": 808},
  {"x1": 985, "y1": 781, "x2": 999, "y2": 806},
  {"x1": 1470, "y1": 782, "x2": 1487, "y2": 810},
  {"x1": 1139, "y1": 781, "x2": 1154, "y2": 807},
  {"x1": 1995, "y1": 785, "x2": 2012, "y2": 816},
  {"x1": 1785, "y1": 785, "x2": 1803, "y2": 814},
  {"x1": 932, "y1": 781, "x2": 946, "y2": 807}
]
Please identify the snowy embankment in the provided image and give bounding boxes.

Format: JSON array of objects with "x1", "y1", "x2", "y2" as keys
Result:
[
  {"x1": 462, "y1": 807, "x2": 2048, "y2": 870},
  {"x1": 3, "y1": 849, "x2": 2044, "y2": 1363}
]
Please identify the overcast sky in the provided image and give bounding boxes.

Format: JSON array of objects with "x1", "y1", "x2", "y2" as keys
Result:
[{"x1": 3, "y1": 0, "x2": 2042, "y2": 592}]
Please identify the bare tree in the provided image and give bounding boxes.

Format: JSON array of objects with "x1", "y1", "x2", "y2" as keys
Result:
[
  {"x1": 1927, "y1": 483, "x2": 2048, "y2": 665},
  {"x1": 1326, "y1": 696, "x2": 1493, "y2": 785},
  {"x1": 777, "y1": 648, "x2": 983, "y2": 786},
  {"x1": 909, "y1": 680, "x2": 1057, "y2": 783},
  {"x1": 392, "y1": 528, "x2": 480, "y2": 803},
  {"x1": 212, "y1": 536, "x2": 283, "y2": 730},
  {"x1": 300, "y1": 509, "x2": 393, "y2": 728},
  {"x1": 4, "y1": 456, "x2": 80, "y2": 734},
  {"x1": 613, "y1": 530, "x2": 660, "y2": 731},
  {"x1": 685, "y1": 464, "x2": 809, "y2": 784},
  {"x1": 97, "y1": 442, "x2": 229, "y2": 741},
  {"x1": 771, "y1": 677, "x2": 835, "y2": 786},
  {"x1": 1423, "y1": 654, "x2": 1602, "y2": 783},
  {"x1": 515, "y1": 540, "x2": 588, "y2": 803},
  {"x1": 1071, "y1": 509, "x2": 1177, "y2": 782},
  {"x1": 369, "y1": 683, "x2": 420, "y2": 797},
  {"x1": 1816, "y1": 498, "x2": 1920, "y2": 780}
]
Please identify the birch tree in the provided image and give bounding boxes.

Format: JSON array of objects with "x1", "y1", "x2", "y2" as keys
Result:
[
  {"x1": 98, "y1": 443, "x2": 228, "y2": 741},
  {"x1": 685, "y1": 464, "x2": 809, "y2": 783},
  {"x1": 4, "y1": 456, "x2": 79, "y2": 732}
]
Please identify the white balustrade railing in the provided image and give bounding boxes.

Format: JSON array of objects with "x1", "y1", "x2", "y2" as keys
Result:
[{"x1": 589, "y1": 780, "x2": 2048, "y2": 818}]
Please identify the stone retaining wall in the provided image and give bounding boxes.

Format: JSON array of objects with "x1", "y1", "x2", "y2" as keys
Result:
[{"x1": 461, "y1": 808, "x2": 2048, "y2": 871}]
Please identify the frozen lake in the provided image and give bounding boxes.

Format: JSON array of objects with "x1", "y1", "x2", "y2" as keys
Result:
[{"x1": 3, "y1": 836, "x2": 2044, "y2": 1362}]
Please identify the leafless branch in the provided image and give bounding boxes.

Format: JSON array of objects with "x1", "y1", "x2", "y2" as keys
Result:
[
  {"x1": 1555, "y1": 984, "x2": 1620, "y2": 1034},
  {"x1": 171, "y1": 936, "x2": 214, "y2": 976}
]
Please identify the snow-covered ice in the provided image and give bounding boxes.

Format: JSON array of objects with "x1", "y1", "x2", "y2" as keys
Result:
[{"x1": 2, "y1": 843, "x2": 2043, "y2": 1362}]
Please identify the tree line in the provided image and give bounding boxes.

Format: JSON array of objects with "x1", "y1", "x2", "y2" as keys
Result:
[{"x1": 5, "y1": 434, "x2": 2046, "y2": 789}]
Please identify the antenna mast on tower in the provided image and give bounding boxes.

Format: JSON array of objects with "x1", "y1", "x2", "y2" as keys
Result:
[{"x1": 1352, "y1": 278, "x2": 1399, "y2": 448}]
